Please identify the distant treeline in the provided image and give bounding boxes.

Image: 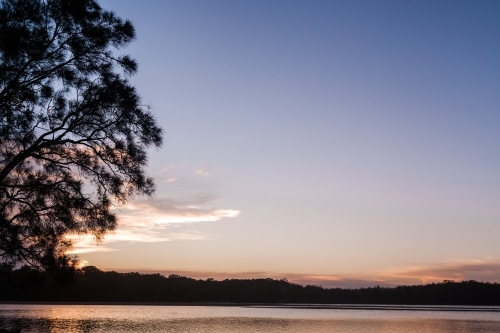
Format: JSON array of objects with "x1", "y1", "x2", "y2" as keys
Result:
[{"x1": 2, "y1": 266, "x2": 500, "y2": 305}]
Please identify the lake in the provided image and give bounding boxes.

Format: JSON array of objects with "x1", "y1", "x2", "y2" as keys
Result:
[{"x1": 1, "y1": 304, "x2": 500, "y2": 332}]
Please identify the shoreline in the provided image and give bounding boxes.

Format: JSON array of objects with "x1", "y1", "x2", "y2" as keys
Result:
[{"x1": 1, "y1": 302, "x2": 500, "y2": 312}]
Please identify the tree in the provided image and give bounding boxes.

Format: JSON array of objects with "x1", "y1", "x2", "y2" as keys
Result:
[{"x1": 0, "y1": 0, "x2": 162, "y2": 273}]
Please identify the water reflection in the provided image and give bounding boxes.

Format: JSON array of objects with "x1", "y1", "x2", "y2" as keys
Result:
[{"x1": 1, "y1": 305, "x2": 500, "y2": 333}]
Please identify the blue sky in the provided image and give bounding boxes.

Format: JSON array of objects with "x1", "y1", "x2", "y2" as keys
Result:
[{"x1": 76, "y1": 0, "x2": 500, "y2": 287}]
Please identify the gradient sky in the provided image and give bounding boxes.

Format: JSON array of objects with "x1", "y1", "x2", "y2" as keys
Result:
[{"x1": 76, "y1": 0, "x2": 500, "y2": 287}]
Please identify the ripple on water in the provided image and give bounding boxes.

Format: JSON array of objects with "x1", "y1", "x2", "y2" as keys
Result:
[{"x1": 1, "y1": 304, "x2": 500, "y2": 333}]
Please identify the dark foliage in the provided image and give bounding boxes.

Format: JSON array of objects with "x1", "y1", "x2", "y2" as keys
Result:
[
  {"x1": 0, "y1": 0, "x2": 162, "y2": 271},
  {"x1": 2, "y1": 266, "x2": 500, "y2": 305}
]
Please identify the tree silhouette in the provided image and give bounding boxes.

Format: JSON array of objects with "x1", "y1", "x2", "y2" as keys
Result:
[{"x1": 0, "y1": 0, "x2": 162, "y2": 272}]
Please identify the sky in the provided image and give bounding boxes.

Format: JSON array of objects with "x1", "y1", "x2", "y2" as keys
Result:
[{"x1": 75, "y1": 0, "x2": 500, "y2": 287}]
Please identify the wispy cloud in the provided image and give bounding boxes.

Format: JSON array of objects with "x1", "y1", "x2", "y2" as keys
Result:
[
  {"x1": 195, "y1": 168, "x2": 210, "y2": 176},
  {"x1": 160, "y1": 164, "x2": 185, "y2": 173},
  {"x1": 193, "y1": 163, "x2": 222, "y2": 177},
  {"x1": 117, "y1": 194, "x2": 240, "y2": 224},
  {"x1": 313, "y1": 259, "x2": 500, "y2": 287},
  {"x1": 68, "y1": 162, "x2": 240, "y2": 255},
  {"x1": 66, "y1": 161, "x2": 240, "y2": 255},
  {"x1": 104, "y1": 269, "x2": 389, "y2": 288},
  {"x1": 112, "y1": 259, "x2": 500, "y2": 288},
  {"x1": 67, "y1": 193, "x2": 240, "y2": 254},
  {"x1": 378, "y1": 259, "x2": 500, "y2": 284},
  {"x1": 66, "y1": 230, "x2": 213, "y2": 254},
  {"x1": 65, "y1": 235, "x2": 119, "y2": 254}
]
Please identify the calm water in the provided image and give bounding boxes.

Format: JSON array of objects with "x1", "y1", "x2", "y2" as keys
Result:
[{"x1": 1, "y1": 304, "x2": 500, "y2": 333}]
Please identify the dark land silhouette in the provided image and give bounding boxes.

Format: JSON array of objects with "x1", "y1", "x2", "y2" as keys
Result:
[{"x1": 2, "y1": 265, "x2": 500, "y2": 305}]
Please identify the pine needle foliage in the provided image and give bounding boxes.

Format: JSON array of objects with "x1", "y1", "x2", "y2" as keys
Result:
[{"x1": 0, "y1": 0, "x2": 162, "y2": 272}]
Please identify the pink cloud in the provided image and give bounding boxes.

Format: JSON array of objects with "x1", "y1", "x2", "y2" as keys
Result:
[
  {"x1": 107, "y1": 259, "x2": 500, "y2": 288},
  {"x1": 66, "y1": 194, "x2": 240, "y2": 254}
]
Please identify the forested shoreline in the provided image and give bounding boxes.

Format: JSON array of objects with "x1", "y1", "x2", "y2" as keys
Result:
[{"x1": 2, "y1": 266, "x2": 500, "y2": 305}]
